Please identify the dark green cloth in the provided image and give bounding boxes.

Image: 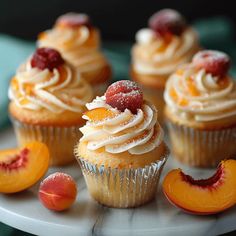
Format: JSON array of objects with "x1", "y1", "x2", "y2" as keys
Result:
[{"x1": 1, "y1": 17, "x2": 236, "y2": 235}]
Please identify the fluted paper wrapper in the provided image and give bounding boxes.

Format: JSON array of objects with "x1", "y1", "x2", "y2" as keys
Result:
[
  {"x1": 10, "y1": 117, "x2": 81, "y2": 166},
  {"x1": 167, "y1": 121, "x2": 236, "y2": 167},
  {"x1": 75, "y1": 148, "x2": 168, "y2": 208}
]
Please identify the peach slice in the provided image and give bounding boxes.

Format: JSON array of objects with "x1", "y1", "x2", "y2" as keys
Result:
[
  {"x1": 84, "y1": 107, "x2": 116, "y2": 122},
  {"x1": 162, "y1": 160, "x2": 236, "y2": 215},
  {"x1": 0, "y1": 142, "x2": 49, "y2": 193},
  {"x1": 38, "y1": 172, "x2": 77, "y2": 211},
  {"x1": 186, "y1": 77, "x2": 200, "y2": 96}
]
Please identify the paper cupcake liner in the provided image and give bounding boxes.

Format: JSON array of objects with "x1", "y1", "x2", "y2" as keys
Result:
[
  {"x1": 10, "y1": 116, "x2": 81, "y2": 166},
  {"x1": 167, "y1": 121, "x2": 236, "y2": 167},
  {"x1": 75, "y1": 147, "x2": 168, "y2": 208},
  {"x1": 141, "y1": 86, "x2": 165, "y2": 126}
]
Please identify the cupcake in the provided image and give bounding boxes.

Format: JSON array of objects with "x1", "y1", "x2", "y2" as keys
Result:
[
  {"x1": 131, "y1": 9, "x2": 199, "y2": 124},
  {"x1": 164, "y1": 50, "x2": 236, "y2": 167},
  {"x1": 37, "y1": 12, "x2": 112, "y2": 96},
  {"x1": 8, "y1": 47, "x2": 93, "y2": 166},
  {"x1": 75, "y1": 80, "x2": 168, "y2": 208}
]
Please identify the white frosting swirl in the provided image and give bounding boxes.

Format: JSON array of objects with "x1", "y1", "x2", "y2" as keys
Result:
[
  {"x1": 37, "y1": 26, "x2": 107, "y2": 74},
  {"x1": 9, "y1": 59, "x2": 93, "y2": 113},
  {"x1": 132, "y1": 28, "x2": 199, "y2": 75},
  {"x1": 80, "y1": 96, "x2": 163, "y2": 154},
  {"x1": 164, "y1": 66, "x2": 236, "y2": 121}
]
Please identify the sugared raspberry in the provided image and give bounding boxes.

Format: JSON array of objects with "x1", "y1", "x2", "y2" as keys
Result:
[
  {"x1": 192, "y1": 50, "x2": 230, "y2": 78},
  {"x1": 148, "y1": 9, "x2": 186, "y2": 37},
  {"x1": 31, "y1": 47, "x2": 64, "y2": 71},
  {"x1": 56, "y1": 12, "x2": 91, "y2": 27},
  {"x1": 105, "y1": 80, "x2": 143, "y2": 114}
]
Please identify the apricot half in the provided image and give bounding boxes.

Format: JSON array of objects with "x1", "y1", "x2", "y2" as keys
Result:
[
  {"x1": 0, "y1": 142, "x2": 49, "y2": 193},
  {"x1": 83, "y1": 107, "x2": 116, "y2": 122},
  {"x1": 163, "y1": 160, "x2": 236, "y2": 215}
]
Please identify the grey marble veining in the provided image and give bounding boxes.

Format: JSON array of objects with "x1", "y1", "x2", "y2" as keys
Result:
[{"x1": 0, "y1": 127, "x2": 235, "y2": 236}]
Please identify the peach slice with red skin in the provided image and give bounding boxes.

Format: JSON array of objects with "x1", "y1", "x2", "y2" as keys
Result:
[
  {"x1": 162, "y1": 160, "x2": 236, "y2": 215},
  {"x1": 38, "y1": 172, "x2": 77, "y2": 211},
  {"x1": 0, "y1": 142, "x2": 49, "y2": 193},
  {"x1": 84, "y1": 107, "x2": 117, "y2": 122}
]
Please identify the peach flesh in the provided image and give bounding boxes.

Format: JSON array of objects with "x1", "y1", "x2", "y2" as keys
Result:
[
  {"x1": 38, "y1": 172, "x2": 77, "y2": 211},
  {"x1": 0, "y1": 148, "x2": 29, "y2": 170},
  {"x1": 167, "y1": 168, "x2": 224, "y2": 215},
  {"x1": 163, "y1": 160, "x2": 236, "y2": 215},
  {"x1": 0, "y1": 142, "x2": 50, "y2": 193},
  {"x1": 84, "y1": 107, "x2": 116, "y2": 122}
]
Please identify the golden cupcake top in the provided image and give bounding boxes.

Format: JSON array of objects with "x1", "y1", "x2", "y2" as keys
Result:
[
  {"x1": 9, "y1": 47, "x2": 93, "y2": 113},
  {"x1": 132, "y1": 9, "x2": 199, "y2": 76},
  {"x1": 37, "y1": 13, "x2": 108, "y2": 75},
  {"x1": 164, "y1": 50, "x2": 236, "y2": 122},
  {"x1": 79, "y1": 80, "x2": 164, "y2": 155}
]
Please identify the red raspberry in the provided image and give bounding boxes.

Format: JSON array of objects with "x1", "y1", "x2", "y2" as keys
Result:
[
  {"x1": 148, "y1": 9, "x2": 186, "y2": 37},
  {"x1": 31, "y1": 48, "x2": 64, "y2": 71},
  {"x1": 56, "y1": 12, "x2": 91, "y2": 27},
  {"x1": 192, "y1": 50, "x2": 230, "y2": 78},
  {"x1": 105, "y1": 80, "x2": 143, "y2": 114}
]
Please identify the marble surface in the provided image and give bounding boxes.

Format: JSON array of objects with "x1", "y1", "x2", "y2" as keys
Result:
[{"x1": 0, "y1": 127, "x2": 236, "y2": 236}]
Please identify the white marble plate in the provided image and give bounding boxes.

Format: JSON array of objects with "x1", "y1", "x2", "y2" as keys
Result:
[{"x1": 0, "y1": 128, "x2": 236, "y2": 236}]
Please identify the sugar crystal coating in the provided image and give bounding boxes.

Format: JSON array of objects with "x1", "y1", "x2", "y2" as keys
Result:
[
  {"x1": 105, "y1": 80, "x2": 143, "y2": 114},
  {"x1": 149, "y1": 9, "x2": 186, "y2": 37},
  {"x1": 192, "y1": 50, "x2": 230, "y2": 78},
  {"x1": 38, "y1": 172, "x2": 77, "y2": 211}
]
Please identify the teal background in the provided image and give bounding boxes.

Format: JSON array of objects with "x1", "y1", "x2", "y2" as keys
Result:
[{"x1": 1, "y1": 17, "x2": 236, "y2": 235}]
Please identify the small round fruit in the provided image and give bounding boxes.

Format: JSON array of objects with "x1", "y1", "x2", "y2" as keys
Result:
[
  {"x1": 38, "y1": 172, "x2": 77, "y2": 211},
  {"x1": 162, "y1": 160, "x2": 236, "y2": 215},
  {"x1": 149, "y1": 9, "x2": 186, "y2": 37},
  {"x1": 192, "y1": 50, "x2": 230, "y2": 78},
  {"x1": 56, "y1": 12, "x2": 91, "y2": 27},
  {"x1": 0, "y1": 142, "x2": 49, "y2": 193},
  {"x1": 105, "y1": 80, "x2": 143, "y2": 114},
  {"x1": 31, "y1": 47, "x2": 64, "y2": 71}
]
